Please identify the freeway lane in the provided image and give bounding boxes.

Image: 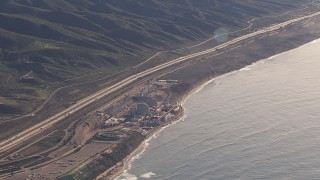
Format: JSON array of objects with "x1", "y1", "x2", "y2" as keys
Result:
[{"x1": 1, "y1": 11, "x2": 320, "y2": 154}]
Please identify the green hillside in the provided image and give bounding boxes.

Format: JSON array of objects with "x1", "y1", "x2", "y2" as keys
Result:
[{"x1": 0, "y1": 0, "x2": 313, "y2": 116}]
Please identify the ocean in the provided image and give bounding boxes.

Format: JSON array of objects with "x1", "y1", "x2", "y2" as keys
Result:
[{"x1": 116, "y1": 38, "x2": 320, "y2": 180}]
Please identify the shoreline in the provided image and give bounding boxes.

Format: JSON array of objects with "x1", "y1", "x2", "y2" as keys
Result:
[
  {"x1": 2, "y1": 3, "x2": 320, "y2": 179},
  {"x1": 97, "y1": 107, "x2": 186, "y2": 180},
  {"x1": 101, "y1": 36, "x2": 320, "y2": 180},
  {"x1": 8, "y1": 14, "x2": 316, "y2": 178}
]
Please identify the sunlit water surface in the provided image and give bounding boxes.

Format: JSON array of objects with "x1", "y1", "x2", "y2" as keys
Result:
[{"x1": 117, "y1": 38, "x2": 320, "y2": 180}]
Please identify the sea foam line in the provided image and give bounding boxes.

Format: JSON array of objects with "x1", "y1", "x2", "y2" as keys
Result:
[
  {"x1": 115, "y1": 113, "x2": 187, "y2": 180},
  {"x1": 114, "y1": 37, "x2": 320, "y2": 180}
]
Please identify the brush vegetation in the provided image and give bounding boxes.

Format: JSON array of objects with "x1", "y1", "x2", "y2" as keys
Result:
[{"x1": 0, "y1": 0, "x2": 309, "y2": 115}]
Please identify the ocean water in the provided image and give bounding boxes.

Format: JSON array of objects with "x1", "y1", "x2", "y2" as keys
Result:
[{"x1": 116, "y1": 38, "x2": 320, "y2": 180}]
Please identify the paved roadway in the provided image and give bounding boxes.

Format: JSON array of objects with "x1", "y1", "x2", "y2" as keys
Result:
[{"x1": 1, "y1": 11, "x2": 320, "y2": 154}]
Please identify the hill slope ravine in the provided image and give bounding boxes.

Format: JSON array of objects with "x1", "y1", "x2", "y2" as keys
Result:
[{"x1": 0, "y1": 0, "x2": 313, "y2": 116}]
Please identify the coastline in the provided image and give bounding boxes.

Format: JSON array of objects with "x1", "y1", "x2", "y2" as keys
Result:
[
  {"x1": 106, "y1": 80, "x2": 220, "y2": 179},
  {"x1": 102, "y1": 35, "x2": 320, "y2": 180},
  {"x1": 99, "y1": 73, "x2": 245, "y2": 180},
  {"x1": 113, "y1": 35, "x2": 320, "y2": 180},
  {"x1": 97, "y1": 107, "x2": 186, "y2": 180},
  {"x1": 103, "y1": 68, "x2": 249, "y2": 180},
  {"x1": 2, "y1": 2, "x2": 320, "y2": 179}
]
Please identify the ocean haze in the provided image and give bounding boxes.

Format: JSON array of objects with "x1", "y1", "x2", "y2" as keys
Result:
[{"x1": 118, "y1": 39, "x2": 320, "y2": 180}]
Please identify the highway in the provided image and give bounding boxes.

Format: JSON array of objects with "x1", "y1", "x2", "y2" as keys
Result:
[{"x1": 1, "y1": 11, "x2": 320, "y2": 154}]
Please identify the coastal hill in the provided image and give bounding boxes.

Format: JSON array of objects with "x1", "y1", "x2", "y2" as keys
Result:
[{"x1": 0, "y1": 0, "x2": 309, "y2": 115}]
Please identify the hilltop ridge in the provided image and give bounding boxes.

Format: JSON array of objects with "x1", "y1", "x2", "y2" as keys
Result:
[{"x1": 0, "y1": 0, "x2": 312, "y2": 115}]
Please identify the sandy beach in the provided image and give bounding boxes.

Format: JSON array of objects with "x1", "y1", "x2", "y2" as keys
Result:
[{"x1": 95, "y1": 14, "x2": 320, "y2": 180}]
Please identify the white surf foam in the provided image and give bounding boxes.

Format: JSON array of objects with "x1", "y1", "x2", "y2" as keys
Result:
[
  {"x1": 115, "y1": 114, "x2": 187, "y2": 180},
  {"x1": 116, "y1": 172, "x2": 138, "y2": 180},
  {"x1": 267, "y1": 38, "x2": 320, "y2": 60},
  {"x1": 267, "y1": 53, "x2": 282, "y2": 60},
  {"x1": 310, "y1": 38, "x2": 320, "y2": 44},
  {"x1": 240, "y1": 67, "x2": 252, "y2": 71},
  {"x1": 115, "y1": 37, "x2": 320, "y2": 179},
  {"x1": 140, "y1": 172, "x2": 156, "y2": 178}
]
